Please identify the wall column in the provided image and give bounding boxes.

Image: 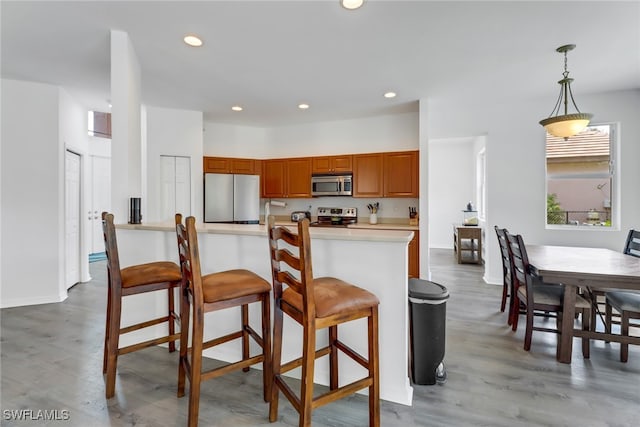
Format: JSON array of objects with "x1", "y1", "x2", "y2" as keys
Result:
[{"x1": 110, "y1": 30, "x2": 143, "y2": 223}]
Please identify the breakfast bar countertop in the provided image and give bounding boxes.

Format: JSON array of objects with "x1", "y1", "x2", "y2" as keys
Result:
[{"x1": 117, "y1": 221, "x2": 415, "y2": 243}]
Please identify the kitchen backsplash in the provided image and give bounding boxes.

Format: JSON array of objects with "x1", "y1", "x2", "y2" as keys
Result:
[{"x1": 260, "y1": 196, "x2": 419, "y2": 222}]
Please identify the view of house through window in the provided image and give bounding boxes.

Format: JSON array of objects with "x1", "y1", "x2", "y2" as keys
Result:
[{"x1": 546, "y1": 124, "x2": 614, "y2": 227}]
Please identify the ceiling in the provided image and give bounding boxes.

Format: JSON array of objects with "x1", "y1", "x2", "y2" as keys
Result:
[{"x1": 2, "y1": 1, "x2": 639, "y2": 127}]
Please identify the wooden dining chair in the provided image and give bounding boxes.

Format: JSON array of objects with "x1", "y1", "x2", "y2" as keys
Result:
[
  {"x1": 505, "y1": 231, "x2": 591, "y2": 356},
  {"x1": 175, "y1": 214, "x2": 272, "y2": 427},
  {"x1": 102, "y1": 212, "x2": 182, "y2": 398},
  {"x1": 494, "y1": 226, "x2": 513, "y2": 319},
  {"x1": 604, "y1": 229, "x2": 640, "y2": 362},
  {"x1": 267, "y1": 216, "x2": 380, "y2": 427}
]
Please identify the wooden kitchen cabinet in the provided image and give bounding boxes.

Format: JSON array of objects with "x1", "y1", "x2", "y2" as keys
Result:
[
  {"x1": 286, "y1": 158, "x2": 312, "y2": 197},
  {"x1": 353, "y1": 151, "x2": 418, "y2": 198},
  {"x1": 262, "y1": 159, "x2": 286, "y2": 197},
  {"x1": 352, "y1": 153, "x2": 384, "y2": 197},
  {"x1": 384, "y1": 151, "x2": 419, "y2": 197},
  {"x1": 312, "y1": 155, "x2": 353, "y2": 174},
  {"x1": 409, "y1": 230, "x2": 420, "y2": 278},
  {"x1": 203, "y1": 157, "x2": 229, "y2": 173},
  {"x1": 203, "y1": 156, "x2": 258, "y2": 174},
  {"x1": 262, "y1": 157, "x2": 312, "y2": 198}
]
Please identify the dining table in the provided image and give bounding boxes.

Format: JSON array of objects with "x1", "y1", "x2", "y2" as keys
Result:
[{"x1": 526, "y1": 245, "x2": 640, "y2": 363}]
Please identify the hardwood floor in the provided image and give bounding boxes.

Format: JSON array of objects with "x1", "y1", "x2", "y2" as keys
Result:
[{"x1": 2, "y1": 248, "x2": 638, "y2": 426}]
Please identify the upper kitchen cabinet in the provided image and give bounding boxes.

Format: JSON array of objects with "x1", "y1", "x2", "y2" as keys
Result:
[
  {"x1": 352, "y1": 153, "x2": 384, "y2": 197},
  {"x1": 384, "y1": 151, "x2": 419, "y2": 197},
  {"x1": 312, "y1": 155, "x2": 353, "y2": 174},
  {"x1": 353, "y1": 151, "x2": 419, "y2": 198},
  {"x1": 262, "y1": 157, "x2": 312, "y2": 198},
  {"x1": 203, "y1": 156, "x2": 258, "y2": 174}
]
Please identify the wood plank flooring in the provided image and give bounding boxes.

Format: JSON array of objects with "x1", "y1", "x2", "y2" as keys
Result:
[{"x1": 2, "y1": 248, "x2": 638, "y2": 426}]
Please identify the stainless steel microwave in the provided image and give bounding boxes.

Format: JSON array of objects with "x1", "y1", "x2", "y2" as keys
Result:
[{"x1": 311, "y1": 174, "x2": 353, "y2": 197}]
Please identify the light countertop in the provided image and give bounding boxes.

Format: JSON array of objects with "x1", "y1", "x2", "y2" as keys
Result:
[{"x1": 117, "y1": 221, "x2": 414, "y2": 243}]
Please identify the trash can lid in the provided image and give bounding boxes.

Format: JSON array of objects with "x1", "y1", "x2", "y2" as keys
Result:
[{"x1": 408, "y1": 278, "x2": 449, "y2": 301}]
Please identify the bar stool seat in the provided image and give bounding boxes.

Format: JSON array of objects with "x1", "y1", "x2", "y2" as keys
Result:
[
  {"x1": 201, "y1": 269, "x2": 271, "y2": 302},
  {"x1": 120, "y1": 262, "x2": 182, "y2": 288},
  {"x1": 282, "y1": 277, "x2": 379, "y2": 318}
]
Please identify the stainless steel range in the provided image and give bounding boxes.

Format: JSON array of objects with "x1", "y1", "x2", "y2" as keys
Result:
[{"x1": 310, "y1": 207, "x2": 358, "y2": 227}]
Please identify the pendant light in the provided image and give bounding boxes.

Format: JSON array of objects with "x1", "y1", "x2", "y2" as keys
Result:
[{"x1": 539, "y1": 44, "x2": 593, "y2": 139}]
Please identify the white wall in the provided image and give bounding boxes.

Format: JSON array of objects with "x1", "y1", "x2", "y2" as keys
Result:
[
  {"x1": 203, "y1": 112, "x2": 419, "y2": 159},
  {"x1": 203, "y1": 123, "x2": 268, "y2": 158},
  {"x1": 1, "y1": 79, "x2": 66, "y2": 307},
  {"x1": 204, "y1": 112, "x2": 420, "y2": 221},
  {"x1": 428, "y1": 137, "x2": 477, "y2": 248},
  {"x1": 145, "y1": 106, "x2": 204, "y2": 223},
  {"x1": 427, "y1": 89, "x2": 640, "y2": 285}
]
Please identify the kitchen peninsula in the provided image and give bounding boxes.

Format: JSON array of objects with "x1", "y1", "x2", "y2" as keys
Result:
[{"x1": 114, "y1": 221, "x2": 415, "y2": 405}]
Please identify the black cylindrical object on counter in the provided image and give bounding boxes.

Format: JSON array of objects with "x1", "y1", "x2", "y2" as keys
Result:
[{"x1": 129, "y1": 197, "x2": 142, "y2": 224}]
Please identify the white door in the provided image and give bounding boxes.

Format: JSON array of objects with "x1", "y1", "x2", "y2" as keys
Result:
[
  {"x1": 175, "y1": 156, "x2": 191, "y2": 217},
  {"x1": 161, "y1": 156, "x2": 191, "y2": 221},
  {"x1": 65, "y1": 150, "x2": 81, "y2": 288},
  {"x1": 90, "y1": 156, "x2": 111, "y2": 253}
]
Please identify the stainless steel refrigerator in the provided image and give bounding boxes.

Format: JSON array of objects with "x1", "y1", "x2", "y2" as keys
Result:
[{"x1": 204, "y1": 173, "x2": 260, "y2": 223}]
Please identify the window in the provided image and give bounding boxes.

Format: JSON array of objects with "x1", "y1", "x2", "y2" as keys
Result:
[
  {"x1": 546, "y1": 123, "x2": 616, "y2": 227},
  {"x1": 476, "y1": 148, "x2": 486, "y2": 220},
  {"x1": 88, "y1": 111, "x2": 112, "y2": 138}
]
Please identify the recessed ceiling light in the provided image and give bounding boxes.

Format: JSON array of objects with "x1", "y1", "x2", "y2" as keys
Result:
[
  {"x1": 183, "y1": 34, "x2": 203, "y2": 47},
  {"x1": 384, "y1": 92, "x2": 397, "y2": 99},
  {"x1": 231, "y1": 105, "x2": 243, "y2": 112},
  {"x1": 341, "y1": 0, "x2": 364, "y2": 10},
  {"x1": 298, "y1": 103, "x2": 310, "y2": 110}
]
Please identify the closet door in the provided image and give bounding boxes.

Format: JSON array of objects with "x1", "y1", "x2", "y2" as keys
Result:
[
  {"x1": 65, "y1": 150, "x2": 81, "y2": 288},
  {"x1": 174, "y1": 156, "x2": 191, "y2": 217},
  {"x1": 161, "y1": 156, "x2": 191, "y2": 221},
  {"x1": 90, "y1": 155, "x2": 111, "y2": 254}
]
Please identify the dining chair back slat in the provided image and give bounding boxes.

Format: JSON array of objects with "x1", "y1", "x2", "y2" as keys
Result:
[
  {"x1": 494, "y1": 226, "x2": 513, "y2": 317},
  {"x1": 623, "y1": 229, "x2": 640, "y2": 258}
]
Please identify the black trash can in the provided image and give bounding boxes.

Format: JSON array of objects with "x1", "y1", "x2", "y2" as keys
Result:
[{"x1": 408, "y1": 278, "x2": 449, "y2": 385}]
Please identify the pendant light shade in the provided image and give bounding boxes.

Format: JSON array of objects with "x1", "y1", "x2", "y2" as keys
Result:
[{"x1": 539, "y1": 44, "x2": 593, "y2": 139}]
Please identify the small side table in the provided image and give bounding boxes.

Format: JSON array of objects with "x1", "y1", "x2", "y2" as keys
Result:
[{"x1": 453, "y1": 225, "x2": 482, "y2": 264}]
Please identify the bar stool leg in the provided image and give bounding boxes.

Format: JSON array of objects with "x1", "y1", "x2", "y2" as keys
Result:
[
  {"x1": 168, "y1": 288, "x2": 176, "y2": 353},
  {"x1": 261, "y1": 295, "x2": 272, "y2": 402},
  {"x1": 329, "y1": 325, "x2": 338, "y2": 390},
  {"x1": 104, "y1": 288, "x2": 122, "y2": 398},
  {"x1": 177, "y1": 286, "x2": 190, "y2": 398},
  {"x1": 103, "y1": 284, "x2": 112, "y2": 374},
  {"x1": 187, "y1": 312, "x2": 205, "y2": 427},
  {"x1": 242, "y1": 304, "x2": 250, "y2": 372},
  {"x1": 300, "y1": 323, "x2": 316, "y2": 427},
  {"x1": 269, "y1": 304, "x2": 284, "y2": 422},
  {"x1": 369, "y1": 308, "x2": 380, "y2": 427}
]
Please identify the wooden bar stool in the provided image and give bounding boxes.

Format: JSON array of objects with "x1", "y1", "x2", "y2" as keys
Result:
[
  {"x1": 101, "y1": 212, "x2": 182, "y2": 398},
  {"x1": 175, "y1": 214, "x2": 272, "y2": 427},
  {"x1": 266, "y1": 216, "x2": 380, "y2": 427}
]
